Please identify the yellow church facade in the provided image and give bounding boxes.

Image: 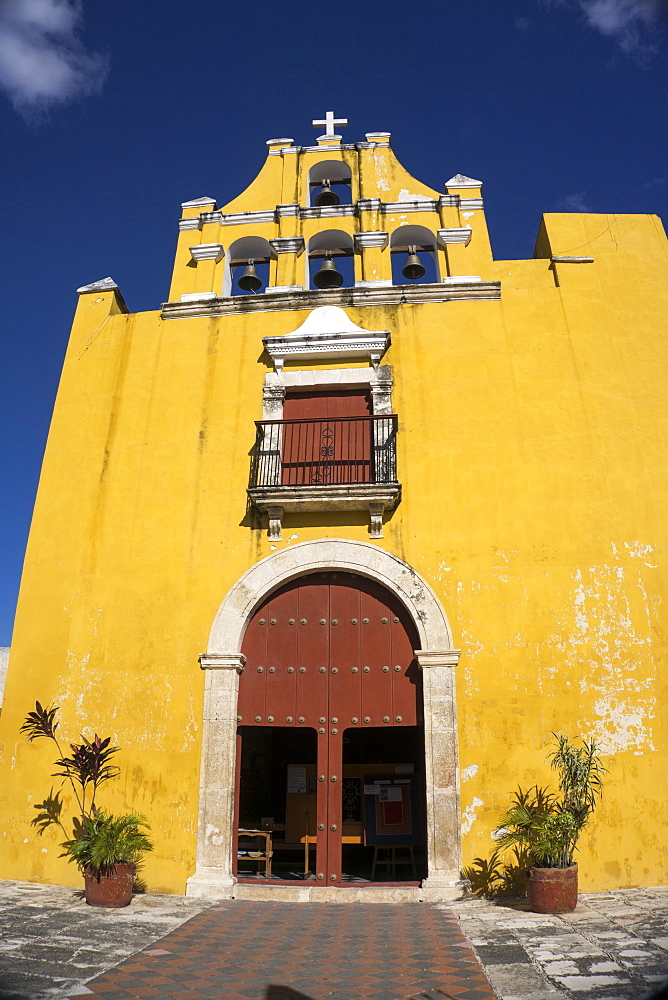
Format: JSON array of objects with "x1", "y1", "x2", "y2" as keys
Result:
[{"x1": 1, "y1": 117, "x2": 667, "y2": 899}]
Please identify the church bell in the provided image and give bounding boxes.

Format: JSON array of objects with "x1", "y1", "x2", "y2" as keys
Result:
[
  {"x1": 314, "y1": 179, "x2": 340, "y2": 207},
  {"x1": 402, "y1": 246, "x2": 425, "y2": 280},
  {"x1": 237, "y1": 259, "x2": 262, "y2": 292},
  {"x1": 313, "y1": 254, "x2": 344, "y2": 289}
]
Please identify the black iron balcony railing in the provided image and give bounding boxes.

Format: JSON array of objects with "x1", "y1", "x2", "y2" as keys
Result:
[{"x1": 249, "y1": 415, "x2": 398, "y2": 489}]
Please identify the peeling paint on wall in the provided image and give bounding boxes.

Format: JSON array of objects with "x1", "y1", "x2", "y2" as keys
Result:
[
  {"x1": 397, "y1": 189, "x2": 433, "y2": 203},
  {"x1": 462, "y1": 796, "x2": 483, "y2": 835}
]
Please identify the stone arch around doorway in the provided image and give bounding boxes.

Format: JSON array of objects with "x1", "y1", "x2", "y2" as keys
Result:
[
  {"x1": 208, "y1": 539, "x2": 453, "y2": 653},
  {"x1": 186, "y1": 539, "x2": 465, "y2": 902}
]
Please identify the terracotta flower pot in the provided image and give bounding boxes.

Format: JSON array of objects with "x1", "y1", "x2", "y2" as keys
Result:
[
  {"x1": 528, "y1": 863, "x2": 578, "y2": 913},
  {"x1": 84, "y1": 863, "x2": 135, "y2": 907}
]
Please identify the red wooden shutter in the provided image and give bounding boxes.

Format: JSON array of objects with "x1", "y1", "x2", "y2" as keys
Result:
[{"x1": 281, "y1": 390, "x2": 373, "y2": 485}]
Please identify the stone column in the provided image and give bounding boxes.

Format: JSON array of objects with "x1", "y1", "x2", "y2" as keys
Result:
[
  {"x1": 437, "y1": 228, "x2": 472, "y2": 279},
  {"x1": 270, "y1": 233, "x2": 305, "y2": 291},
  {"x1": 188, "y1": 243, "x2": 225, "y2": 295},
  {"x1": 416, "y1": 648, "x2": 468, "y2": 901},
  {"x1": 185, "y1": 653, "x2": 245, "y2": 899},
  {"x1": 354, "y1": 231, "x2": 391, "y2": 286}
]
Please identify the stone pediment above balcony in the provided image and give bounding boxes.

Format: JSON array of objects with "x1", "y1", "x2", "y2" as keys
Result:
[{"x1": 263, "y1": 306, "x2": 390, "y2": 372}]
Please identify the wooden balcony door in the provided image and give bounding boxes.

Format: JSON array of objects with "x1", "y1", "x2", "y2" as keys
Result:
[
  {"x1": 237, "y1": 572, "x2": 422, "y2": 885},
  {"x1": 281, "y1": 389, "x2": 373, "y2": 486}
]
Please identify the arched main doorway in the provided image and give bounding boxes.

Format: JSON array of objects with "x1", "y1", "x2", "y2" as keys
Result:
[
  {"x1": 186, "y1": 539, "x2": 463, "y2": 902},
  {"x1": 236, "y1": 572, "x2": 425, "y2": 884}
]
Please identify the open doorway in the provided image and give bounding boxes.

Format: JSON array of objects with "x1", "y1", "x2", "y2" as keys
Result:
[
  {"x1": 236, "y1": 726, "x2": 318, "y2": 880},
  {"x1": 340, "y1": 726, "x2": 427, "y2": 882}
]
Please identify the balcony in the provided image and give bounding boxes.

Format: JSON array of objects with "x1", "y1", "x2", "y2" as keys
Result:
[{"x1": 247, "y1": 415, "x2": 401, "y2": 539}]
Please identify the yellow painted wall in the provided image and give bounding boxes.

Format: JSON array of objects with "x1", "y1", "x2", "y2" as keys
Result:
[{"x1": 1, "y1": 136, "x2": 667, "y2": 894}]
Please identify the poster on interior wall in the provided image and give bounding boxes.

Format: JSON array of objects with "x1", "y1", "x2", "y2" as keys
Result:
[
  {"x1": 287, "y1": 765, "x2": 307, "y2": 793},
  {"x1": 363, "y1": 774, "x2": 424, "y2": 845}
]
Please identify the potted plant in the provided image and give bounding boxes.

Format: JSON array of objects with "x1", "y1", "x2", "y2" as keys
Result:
[
  {"x1": 64, "y1": 810, "x2": 152, "y2": 907},
  {"x1": 21, "y1": 701, "x2": 153, "y2": 907},
  {"x1": 495, "y1": 734, "x2": 607, "y2": 913}
]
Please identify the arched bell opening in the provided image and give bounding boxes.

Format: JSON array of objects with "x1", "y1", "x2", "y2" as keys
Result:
[
  {"x1": 308, "y1": 160, "x2": 353, "y2": 207},
  {"x1": 307, "y1": 230, "x2": 355, "y2": 290},
  {"x1": 224, "y1": 236, "x2": 274, "y2": 297},
  {"x1": 390, "y1": 226, "x2": 439, "y2": 285}
]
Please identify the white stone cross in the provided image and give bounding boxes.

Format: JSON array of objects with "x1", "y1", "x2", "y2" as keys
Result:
[{"x1": 312, "y1": 111, "x2": 348, "y2": 138}]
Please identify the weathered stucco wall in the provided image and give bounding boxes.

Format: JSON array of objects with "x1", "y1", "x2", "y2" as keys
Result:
[{"x1": 0, "y1": 136, "x2": 666, "y2": 894}]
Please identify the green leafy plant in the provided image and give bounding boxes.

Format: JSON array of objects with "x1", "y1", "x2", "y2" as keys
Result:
[
  {"x1": 495, "y1": 735, "x2": 607, "y2": 869},
  {"x1": 21, "y1": 701, "x2": 152, "y2": 882},
  {"x1": 63, "y1": 811, "x2": 153, "y2": 877},
  {"x1": 21, "y1": 702, "x2": 119, "y2": 826}
]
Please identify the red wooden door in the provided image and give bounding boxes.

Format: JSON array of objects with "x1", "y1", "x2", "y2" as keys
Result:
[
  {"x1": 281, "y1": 390, "x2": 373, "y2": 486},
  {"x1": 238, "y1": 572, "x2": 421, "y2": 884}
]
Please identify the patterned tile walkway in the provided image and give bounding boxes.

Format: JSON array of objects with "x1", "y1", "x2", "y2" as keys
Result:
[{"x1": 73, "y1": 902, "x2": 496, "y2": 1000}]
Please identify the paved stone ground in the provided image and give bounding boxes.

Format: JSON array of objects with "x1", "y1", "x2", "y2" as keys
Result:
[
  {"x1": 0, "y1": 881, "x2": 209, "y2": 1000},
  {"x1": 0, "y1": 879, "x2": 666, "y2": 1000},
  {"x1": 446, "y1": 888, "x2": 668, "y2": 1000}
]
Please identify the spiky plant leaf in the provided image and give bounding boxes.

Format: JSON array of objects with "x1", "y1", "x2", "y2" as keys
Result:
[{"x1": 63, "y1": 811, "x2": 153, "y2": 876}]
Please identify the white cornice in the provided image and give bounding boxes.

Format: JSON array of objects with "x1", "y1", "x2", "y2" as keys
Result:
[
  {"x1": 269, "y1": 237, "x2": 305, "y2": 255},
  {"x1": 354, "y1": 231, "x2": 389, "y2": 251},
  {"x1": 446, "y1": 174, "x2": 482, "y2": 189},
  {"x1": 77, "y1": 276, "x2": 119, "y2": 294},
  {"x1": 162, "y1": 281, "x2": 502, "y2": 320},
  {"x1": 265, "y1": 138, "x2": 294, "y2": 148},
  {"x1": 301, "y1": 143, "x2": 357, "y2": 153},
  {"x1": 189, "y1": 243, "x2": 225, "y2": 263},
  {"x1": 415, "y1": 649, "x2": 461, "y2": 669},
  {"x1": 275, "y1": 203, "x2": 301, "y2": 217},
  {"x1": 437, "y1": 227, "x2": 472, "y2": 246},
  {"x1": 438, "y1": 195, "x2": 459, "y2": 208},
  {"x1": 178, "y1": 199, "x2": 476, "y2": 233},
  {"x1": 301, "y1": 205, "x2": 356, "y2": 219},
  {"x1": 357, "y1": 198, "x2": 382, "y2": 211},
  {"x1": 551, "y1": 256, "x2": 595, "y2": 263},
  {"x1": 200, "y1": 209, "x2": 275, "y2": 227},
  {"x1": 381, "y1": 200, "x2": 439, "y2": 214},
  {"x1": 262, "y1": 305, "x2": 390, "y2": 372},
  {"x1": 225, "y1": 210, "x2": 275, "y2": 225},
  {"x1": 248, "y1": 483, "x2": 400, "y2": 514},
  {"x1": 355, "y1": 279, "x2": 393, "y2": 288},
  {"x1": 181, "y1": 197, "x2": 217, "y2": 208}
]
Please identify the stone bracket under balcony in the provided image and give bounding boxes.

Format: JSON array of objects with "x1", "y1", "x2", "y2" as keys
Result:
[{"x1": 247, "y1": 484, "x2": 401, "y2": 541}]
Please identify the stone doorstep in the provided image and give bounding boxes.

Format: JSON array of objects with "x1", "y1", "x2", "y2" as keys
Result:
[{"x1": 232, "y1": 883, "x2": 465, "y2": 903}]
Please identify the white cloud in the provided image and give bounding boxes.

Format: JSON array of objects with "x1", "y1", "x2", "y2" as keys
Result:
[
  {"x1": 543, "y1": 0, "x2": 667, "y2": 53},
  {"x1": 556, "y1": 191, "x2": 593, "y2": 211},
  {"x1": 578, "y1": 0, "x2": 666, "y2": 52},
  {"x1": 0, "y1": 0, "x2": 108, "y2": 114}
]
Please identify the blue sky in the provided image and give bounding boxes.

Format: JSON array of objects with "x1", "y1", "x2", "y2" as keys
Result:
[{"x1": 0, "y1": 0, "x2": 667, "y2": 645}]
